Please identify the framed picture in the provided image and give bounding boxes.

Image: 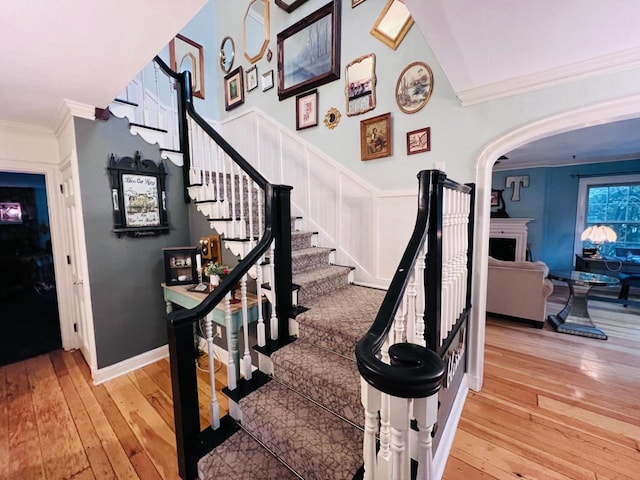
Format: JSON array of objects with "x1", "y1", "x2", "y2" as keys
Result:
[
  {"x1": 163, "y1": 247, "x2": 198, "y2": 286},
  {"x1": 170, "y1": 34, "x2": 205, "y2": 99},
  {"x1": 324, "y1": 107, "x2": 341, "y2": 129},
  {"x1": 352, "y1": 0, "x2": 367, "y2": 6},
  {"x1": 360, "y1": 112, "x2": 392, "y2": 161},
  {"x1": 275, "y1": 0, "x2": 309, "y2": 13},
  {"x1": 490, "y1": 189, "x2": 501, "y2": 207},
  {"x1": 262, "y1": 70, "x2": 274, "y2": 91},
  {"x1": 224, "y1": 66, "x2": 244, "y2": 111},
  {"x1": 277, "y1": 0, "x2": 341, "y2": 100},
  {"x1": 370, "y1": 0, "x2": 414, "y2": 50},
  {"x1": 396, "y1": 62, "x2": 434, "y2": 114},
  {"x1": 296, "y1": 90, "x2": 318, "y2": 130},
  {"x1": 0, "y1": 202, "x2": 23, "y2": 224},
  {"x1": 246, "y1": 65, "x2": 258, "y2": 92},
  {"x1": 406, "y1": 127, "x2": 430, "y2": 155},
  {"x1": 107, "y1": 151, "x2": 169, "y2": 237},
  {"x1": 345, "y1": 53, "x2": 376, "y2": 116}
]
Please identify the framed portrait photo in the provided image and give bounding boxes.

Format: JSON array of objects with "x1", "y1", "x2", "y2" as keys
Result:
[
  {"x1": 406, "y1": 127, "x2": 430, "y2": 155},
  {"x1": 246, "y1": 65, "x2": 258, "y2": 92},
  {"x1": 360, "y1": 112, "x2": 392, "y2": 161},
  {"x1": 224, "y1": 66, "x2": 244, "y2": 111},
  {"x1": 277, "y1": 0, "x2": 341, "y2": 100},
  {"x1": 296, "y1": 89, "x2": 318, "y2": 130}
]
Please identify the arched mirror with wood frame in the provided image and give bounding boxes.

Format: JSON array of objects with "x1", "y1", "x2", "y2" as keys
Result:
[{"x1": 244, "y1": 0, "x2": 270, "y2": 64}]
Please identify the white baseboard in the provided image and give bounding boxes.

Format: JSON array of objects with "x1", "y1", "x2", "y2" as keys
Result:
[
  {"x1": 433, "y1": 374, "x2": 469, "y2": 479},
  {"x1": 92, "y1": 344, "x2": 169, "y2": 385}
]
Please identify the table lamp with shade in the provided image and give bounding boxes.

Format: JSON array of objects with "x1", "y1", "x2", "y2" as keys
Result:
[{"x1": 581, "y1": 225, "x2": 617, "y2": 259}]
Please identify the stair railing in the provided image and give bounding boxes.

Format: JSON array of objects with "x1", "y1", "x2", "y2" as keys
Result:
[
  {"x1": 151, "y1": 57, "x2": 294, "y2": 480},
  {"x1": 355, "y1": 170, "x2": 474, "y2": 480}
]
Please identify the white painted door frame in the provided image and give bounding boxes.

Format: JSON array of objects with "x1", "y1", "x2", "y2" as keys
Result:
[
  {"x1": 0, "y1": 158, "x2": 79, "y2": 351},
  {"x1": 467, "y1": 93, "x2": 640, "y2": 392}
]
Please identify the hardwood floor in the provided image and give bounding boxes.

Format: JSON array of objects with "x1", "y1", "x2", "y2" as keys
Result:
[
  {"x1": 0, "y1": 350, "x2": 226, "y2": 480},
  {"x1": 1, "y1": 294, "x2": 638, "y2": 479}
]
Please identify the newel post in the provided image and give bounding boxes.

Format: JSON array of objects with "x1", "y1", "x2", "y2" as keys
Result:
[
  {"x1": 272, "y1": 184, "x2": 293, "y2": 340},
  {"x1": 167, "y1": 319, "x2": 200, "y2": 480}
]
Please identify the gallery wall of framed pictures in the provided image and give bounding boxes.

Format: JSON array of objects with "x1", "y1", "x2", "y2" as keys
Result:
[{"x1": 211, "y1": 0, "x2": 438, "y2": 169}]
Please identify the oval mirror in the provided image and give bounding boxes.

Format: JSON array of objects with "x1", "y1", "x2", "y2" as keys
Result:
[
  {"x1": 244, "y1": 0, "x2": 270, "y2": 64},
  {"x1": 345, "y1": 53, "x2": 376, "y2": 116},
  {"x1": 219, "y1": 36, "x2": 235, "y2": 73}
]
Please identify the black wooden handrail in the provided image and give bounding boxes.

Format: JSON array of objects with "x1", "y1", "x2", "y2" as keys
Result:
[
  {"x1": 153, "y1": 55, "x2": 294, "y2": 480},
  {"x1": 355, "y1": 170, "x2": 472, "y2": 399}
]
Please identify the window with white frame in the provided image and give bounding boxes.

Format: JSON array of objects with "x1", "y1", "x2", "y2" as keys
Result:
[{"x1": 574, "y1": 174, "x2": 640, "y2": 258}]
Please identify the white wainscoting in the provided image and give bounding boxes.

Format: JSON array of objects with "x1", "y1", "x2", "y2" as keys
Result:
[{"x1": 219, "y1": 108, "x2": 418, "y2": 286}]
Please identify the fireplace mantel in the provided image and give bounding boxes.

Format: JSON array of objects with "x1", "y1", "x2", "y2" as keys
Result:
[{"x1": 490, "y1": 218, "x2": 533, "y2": 262}]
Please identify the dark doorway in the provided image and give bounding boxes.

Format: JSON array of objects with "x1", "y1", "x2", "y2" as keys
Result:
[{"x1": 0, "y1": 172, "x2": 61, "y2": 366}]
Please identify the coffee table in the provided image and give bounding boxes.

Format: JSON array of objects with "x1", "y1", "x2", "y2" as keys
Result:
[{"x1": 547, "y1": 270, "x2": 619, "y2": 340}]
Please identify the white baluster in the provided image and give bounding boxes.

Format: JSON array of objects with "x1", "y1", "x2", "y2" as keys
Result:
[
  {"x1": 170, "y1": 77, "x2": 178, "y2": 150},
  {"x1": 153, "y1": 62, "x2": 161, "y2": 130},
  {"x1": 415, "y1": 239, "x2": 426, "y2": 347},
  {"x1": 204, "y1": 314, "x2": 220, "y2": 429},
  {"x1": 414, "y1": 395, "x2": 439, "y2": 480},
  {"x1": 241, "y1": 273, "x2": 252, "y2": 380},
  {"x1": 406, "y1": 270, "x2": 416, "y2": 344},
  {"x1": 224, "y1": 292, "x2": 237, "y2": 390},
  {"x1": 247, "y1": 177, "x2": 255, "y2": 246},
  {"x1": 140, "y1": 68, "x2": 148, "y2": 125},
  {"x1": 257, "y1": 255, "x2": 266, "y2": 347},
  {"x1": 221, "y1": 154, "x2": 229, "y2": 217},
  {"x1": 230, "y1": 163, "x2": 237, "y2": 237},
  {"x1": 239, "y1": 172, "x2": 246, "y2": 239},
  {"x1": 269, "y1": 241, "x2": 278, "y2": 341},
  {"x1": 389, "y1": 396, "x2": 411, "y2": 480},
  {"x1": 376, "y1": 392, "x2": 392, "y2": 480},
  {"x1": 361, "y1": 379, "x2": 381, "y2": 480}
]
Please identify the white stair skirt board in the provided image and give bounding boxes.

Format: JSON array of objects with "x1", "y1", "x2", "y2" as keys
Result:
[
  {"x1": 92, "y1": 344, "x2": 169, "y2": 385},
  {"x1": 160, "y1": 149, "x2": 184, "y2": 167},
  {"x1": 129, "y1": 124, "x2": 165, "y2": 146},
  {"x1": 433, "y1": 374, "x2": 469, "y2": 480}
]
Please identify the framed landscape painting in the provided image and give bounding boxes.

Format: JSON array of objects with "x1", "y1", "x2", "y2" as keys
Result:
[{"x1": 277, "y1": 0, "x2": 341, "y2": 100}]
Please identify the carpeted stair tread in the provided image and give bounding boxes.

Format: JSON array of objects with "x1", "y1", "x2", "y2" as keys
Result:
[
  {"x1": 291, "y1": 247, "x2": 334, "y2": 274},
  {"x1": 198, "y1": 428, "x2": 298, "y2": 479},
  {"x1": 291, "y1": 230, "x2": 315, "y2": 251},
  {"x1": 271, "y1": 340, "x2": 363, "y2": 425},
  {"x1": 239, "y1": 380, "x2": 363, "y2": 480},
  {"x1": 293, "y1": 265, "x2": 352, "y2": 305},
  {"x1": 296, "y1": 285, "x2": 386, "y2": 358}
]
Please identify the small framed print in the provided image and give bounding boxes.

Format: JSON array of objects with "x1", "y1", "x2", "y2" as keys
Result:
[
  {"x1": 352, "y1": 0, "x2": 366, "y2": 6},
  {"x1": 246, "y1": 65, "x2": 258, "y2": 92},
  {"x1": 296, "y1": 89, "x2": 318, "y2": 130},
  {"x1": 406, "y1": 127, "x2": 430, "y2": 155},
  {"x1": 262, "y1": 70, "x2": 274, "y2": 91},
  {"x1": 360, "y1": 112, "x2": 392, "y2": 160},
  {"x1": 224, "y1": 66, "x2": 244, "y2": 111}
]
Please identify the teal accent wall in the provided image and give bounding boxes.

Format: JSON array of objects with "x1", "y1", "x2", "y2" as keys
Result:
[{"x1": 493, "y1": 159, "x2": 640, "y2": 271}]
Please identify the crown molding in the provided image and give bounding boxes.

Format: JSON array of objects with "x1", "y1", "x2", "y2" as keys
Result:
[
  {"x1": 458, "y1": 46, "x2": 640, "y2": 106},
  {"x1": 55, "y1": 100, "x2": 95, "y2": 137}
]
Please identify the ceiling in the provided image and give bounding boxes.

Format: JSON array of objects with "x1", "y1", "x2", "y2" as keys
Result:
[
  {"x1": 0, "y1": 0, "x2": 206, "y2": 131},
  {"x1": 2, "y1": 0, "x2": 640, "y2": 168}
]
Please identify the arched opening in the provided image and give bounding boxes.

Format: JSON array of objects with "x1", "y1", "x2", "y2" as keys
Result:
[{"x1": 467, "y1": 93, "x2": 640, "y2": 391}]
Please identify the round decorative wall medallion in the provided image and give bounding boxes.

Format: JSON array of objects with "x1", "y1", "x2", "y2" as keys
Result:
[{"x1": 324, "y1": 107, "x2": 342, "y2": 129}]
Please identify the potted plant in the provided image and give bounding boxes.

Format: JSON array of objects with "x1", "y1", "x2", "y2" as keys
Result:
[{"x1": 203, "y1": 262, "x2": 230, "y2": 287}]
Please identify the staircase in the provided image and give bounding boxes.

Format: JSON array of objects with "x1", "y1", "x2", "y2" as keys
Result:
[
  {"x1": 112, "y1": 57, "x2": 474, "y2": 480},
  {"x1": 198, "y1": 222, "x2": 385, "y2": 479}
]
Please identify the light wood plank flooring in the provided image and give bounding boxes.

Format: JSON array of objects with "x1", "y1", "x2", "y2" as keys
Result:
[{"x1": 1, "y1": 292, "x2": 638, "y2": 479}]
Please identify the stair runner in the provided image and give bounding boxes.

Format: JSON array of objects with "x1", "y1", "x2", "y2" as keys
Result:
[{"x1": 198, "y1": 226, "x2": 385, "y2": 479}]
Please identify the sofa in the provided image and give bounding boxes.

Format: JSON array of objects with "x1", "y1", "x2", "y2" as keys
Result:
[{"x1": 486, "y1": 256, "x2": 554, "y2": 328}]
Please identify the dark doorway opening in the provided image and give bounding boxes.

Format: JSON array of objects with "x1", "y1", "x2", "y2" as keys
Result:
[{"x1": 0, "y1": 172, "x2": 61, "y2": 366}]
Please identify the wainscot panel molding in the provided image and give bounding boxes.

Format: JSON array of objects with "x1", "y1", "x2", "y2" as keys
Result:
[{"x1": 219, "y1": 107, "x2": 418, "y2": 286}]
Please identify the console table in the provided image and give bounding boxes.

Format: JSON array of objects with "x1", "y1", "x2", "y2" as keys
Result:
[
  {"x1": 547, "y1": 271, "x2": 619, "y2": 340},
  {"x1": 162, "y1": 283, "x2": 261, "y2": 380}
]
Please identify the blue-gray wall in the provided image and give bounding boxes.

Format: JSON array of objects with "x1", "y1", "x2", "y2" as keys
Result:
[
  {"x1": 493, "y1": 159, "x2": 640, "y2": 271},
  {"x1": 74, "y1": 115, "x2": 191, "y2": 369}
]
